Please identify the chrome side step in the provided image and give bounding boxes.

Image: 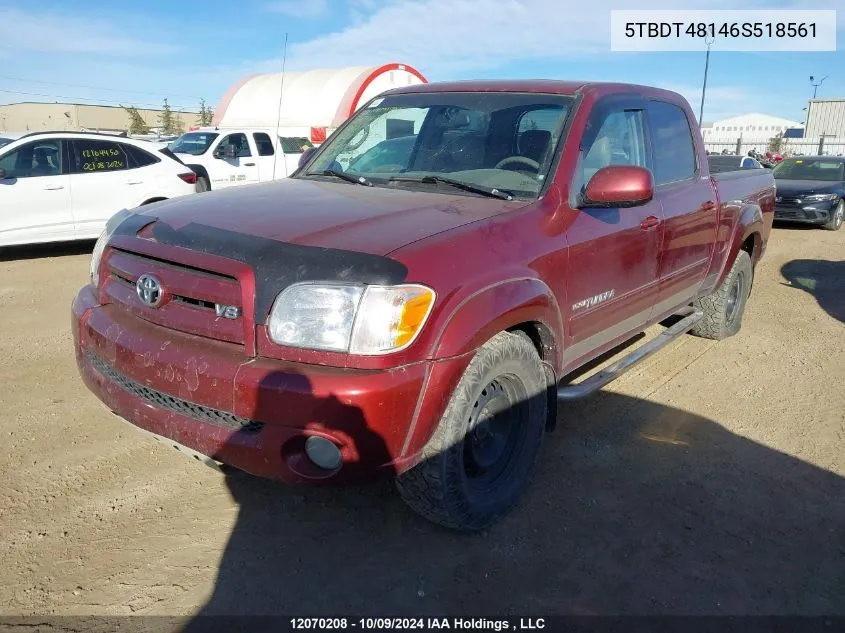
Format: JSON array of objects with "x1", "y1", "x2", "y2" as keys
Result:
[{"x1": 557, "y1": 306, "x2": 704, "y2": 401}]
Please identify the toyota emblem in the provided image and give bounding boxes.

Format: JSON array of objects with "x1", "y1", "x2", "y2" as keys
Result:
[{"x1": 136, "y1": 274, "x2": 163, "y2": 307}]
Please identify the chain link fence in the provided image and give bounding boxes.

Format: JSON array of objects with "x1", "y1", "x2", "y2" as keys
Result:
[{"x1": 704, "y1": 136, "x2": 845, "y2": 157}]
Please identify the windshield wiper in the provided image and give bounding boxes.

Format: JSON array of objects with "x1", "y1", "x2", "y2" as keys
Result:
[
  {"x1": 389, "y1": 175, "x2": 513, "y2": 200},
  {"x1": 321, "y1": 169, "x2": 372, "y2": 187}
]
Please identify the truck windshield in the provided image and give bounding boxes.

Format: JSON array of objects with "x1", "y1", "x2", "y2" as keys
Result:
[
  {"x1": 773, "y1": 158, "x2": 845, "y2": 181},
  {"x1": 299, "y1": 91, "x2": 574, "y2": 199},
  {"x1": 170, "y1": 132, "x2": 219, "y2": 156}
]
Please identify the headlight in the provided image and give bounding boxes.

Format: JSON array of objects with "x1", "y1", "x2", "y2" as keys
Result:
[
  {"x1": 90, "y1": 208, "x2": 132, "y2": 287},
  {"x1": 267, "y1": 283, "x2": 436, "y2": 355},
  {"x1": 804, "y1": 193, "x2": 838, "y2": 202},
  {"x1": 90, "y1": 230, "x2": 109, "y2": 287}
]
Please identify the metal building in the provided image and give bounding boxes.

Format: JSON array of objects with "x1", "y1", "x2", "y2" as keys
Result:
[
  {"x1": 804, "y1": 98, "x2": 845, "y2": 138},
  {"x1": 0, "y1": 102, "x2": 201, "y2": 134},
  {"x1": 213, "y1": 63, "x2": 427, "y2": 143}
]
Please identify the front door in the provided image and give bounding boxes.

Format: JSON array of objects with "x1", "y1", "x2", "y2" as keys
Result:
[
  {"x1": 563, "y1": 97, "x2": 664, "y2": 367},
  {"x1": 0, "y1": 139, "x2": 73, "y2": 246},
  {"x1": 646, "y1": 100, "x2": 718, "y2": 317},
  {"x1": 208, "y1": 133, "x2": 259, "y2": 188}
]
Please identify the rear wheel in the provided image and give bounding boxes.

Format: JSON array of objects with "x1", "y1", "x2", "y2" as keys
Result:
[
  {"x1": 396, "y1": 331, "x2": 547, "y2": 531},
  {"x1": 822, "y1": 200, "x2": 843, "y2": 231},
  {"x1": 196, "y1": 176, "x2": 210, "y2": 193},
  {"x1": 690, "y1": 250, "x2": 752, "y2": 340}
]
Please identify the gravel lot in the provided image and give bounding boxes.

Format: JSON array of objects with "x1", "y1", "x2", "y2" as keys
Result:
[{"x1": 1, "y1": 225, "x2": 843, "y2": 619}]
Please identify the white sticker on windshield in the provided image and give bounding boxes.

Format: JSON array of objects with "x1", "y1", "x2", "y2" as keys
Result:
[{"x1": 368, "y1": 98, "x2": 384, "y2": 108}]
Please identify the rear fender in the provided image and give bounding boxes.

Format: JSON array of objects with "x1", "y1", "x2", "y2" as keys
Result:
[{"x1": 713, "y1": 202, "x2": 764, "y2": 290}]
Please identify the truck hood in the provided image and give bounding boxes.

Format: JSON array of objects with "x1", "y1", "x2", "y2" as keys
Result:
[
  {"x1": 774, "y1": 179, "x2": 845, "y2": 197},
  {"x1": 143, "y1": 177, "x2": 525, "y2": 256}
]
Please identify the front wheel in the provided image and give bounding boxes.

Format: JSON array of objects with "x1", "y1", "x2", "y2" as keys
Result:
[
  {"x1": 823, "y1": 200, "x2": 843, "y2": 231},
  {"x1": 396, "y1": 331, "x2": 547, "y2": 531}
]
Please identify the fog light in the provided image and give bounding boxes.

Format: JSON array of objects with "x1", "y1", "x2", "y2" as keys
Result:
[{"x1": 304, "y1": 436, "x2": 342, "y2": 470}]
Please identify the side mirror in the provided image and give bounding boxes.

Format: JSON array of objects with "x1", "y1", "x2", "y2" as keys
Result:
[
  {"x1": 581, "y1": 165, "x2": 654, "y2": 208},
  {"x1": 298, "y1": 146, "x2": 316, "y2": 169},
  {"x1": 214, "y1": 145, "x2": 236, "y2": 159}
]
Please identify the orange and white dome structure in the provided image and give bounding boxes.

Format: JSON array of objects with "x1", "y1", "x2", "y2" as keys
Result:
[{"x1": 213, "y1": 63, "x2": 427, "y2": 143}]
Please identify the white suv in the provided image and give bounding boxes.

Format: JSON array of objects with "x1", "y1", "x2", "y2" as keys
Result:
[{"x1": 0, "y1": 132, "x2": 198, "y2": 247}]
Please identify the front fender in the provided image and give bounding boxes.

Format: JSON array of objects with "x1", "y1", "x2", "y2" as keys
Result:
[{"x1": 429, "y1": 277, "x2": 565, "y2": 368}]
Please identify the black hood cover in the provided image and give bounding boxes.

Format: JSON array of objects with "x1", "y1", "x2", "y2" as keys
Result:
[{"x1": 112, "y1": 212, "x2": 408, "y2": 324}]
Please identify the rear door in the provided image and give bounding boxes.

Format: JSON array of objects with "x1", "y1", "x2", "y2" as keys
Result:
[
  {"x1": 252, "y1": 132, "x2": 278, "y2": 180},
  {"x1": 646, "y1": 100, "x2": 719, "y2": 317},
  {"x1": 0, "y1": 138, "x2": 73, "y2": 245},
  {"x1": 564, "y1": 96, "x2": 664, "y2": 365},
  {"x1": 207, "y1": 132, "x2": 259, "y2": 188},
  {"x1": 120, "y1": 142, "x2": 172, "y2": 199},
  {"x1": 67, "y1": 138, "x2": 136, "y2": 238}
]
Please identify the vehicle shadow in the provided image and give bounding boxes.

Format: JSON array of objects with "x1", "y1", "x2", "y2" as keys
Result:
[
  {"x1": 181, "y1": 374, "x2": 845, "y2": 627},
  {"x1": 0, "y1": 239, "x2": 95, "y2": 261},
  {"x1": 780, "y1": 259, "x2": 845, "y2": 325},
  {"x1": 771, "y1": 221, "x2": 818, "y2": 232}
]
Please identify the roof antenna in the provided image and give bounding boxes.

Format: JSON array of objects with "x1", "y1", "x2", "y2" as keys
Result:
[{"x1": 271, "y1": 32, "x2": 289, "y2": 180}]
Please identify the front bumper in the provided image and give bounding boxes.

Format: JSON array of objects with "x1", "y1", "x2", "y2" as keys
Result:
[
  {"x1": 774, "y1": 201, "x2": 836, "y2": 224},
  {"x1": 72, "y1": 285, "x2": 465, "y2": 485}
]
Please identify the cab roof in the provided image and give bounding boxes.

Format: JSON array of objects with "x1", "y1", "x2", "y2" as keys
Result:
[{"x1": 383, "y1": 79, "x2": 685, "y2": 100}]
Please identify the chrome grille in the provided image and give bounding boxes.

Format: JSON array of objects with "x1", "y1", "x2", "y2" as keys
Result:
[{"x1": 88, "y1": 353, "x2": 263, "y2": 433}]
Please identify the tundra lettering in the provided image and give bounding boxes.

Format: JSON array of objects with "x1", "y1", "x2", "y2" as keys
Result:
[{"x1": 572, "y1": 289, "x2": 615, "y2": 311}]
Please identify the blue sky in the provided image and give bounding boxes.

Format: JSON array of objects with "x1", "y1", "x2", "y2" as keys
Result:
[{"x1": 0, "y1": 0, "x2": 842, "y2": 125}]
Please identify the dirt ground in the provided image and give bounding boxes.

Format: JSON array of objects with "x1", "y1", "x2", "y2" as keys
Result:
[{"x1": 0, "y1": 224, "x2": 843, "y2": 620}]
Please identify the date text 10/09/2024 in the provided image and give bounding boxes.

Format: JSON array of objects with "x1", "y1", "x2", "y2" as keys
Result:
[
  {"x1": 289, "y1": 618, "x2": 547, "y2": 631},
  {"x1": 624, "y1": 22, "x2": 817, "y2": 39}
]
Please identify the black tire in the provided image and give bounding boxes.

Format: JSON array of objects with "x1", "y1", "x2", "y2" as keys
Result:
[
  {"x1": 196, "y1": 176, "x2": 210, "y2": 193},
  {"x1": 822, "y1": 200, "x2": 843, "y2": 231},
  {"x1": 396, "y1": 331, "x2": 547, "y2": 531},
  {"x1": 690, "y1": 250, "x2": 753, "y2": 340}
]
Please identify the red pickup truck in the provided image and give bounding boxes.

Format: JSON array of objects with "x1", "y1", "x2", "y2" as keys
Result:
[{"x1": 73, "y1": 80, "x2": 775, "y2": 531}]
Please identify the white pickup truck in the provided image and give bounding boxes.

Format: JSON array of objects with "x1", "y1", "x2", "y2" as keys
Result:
[{"x1": 168, "y1": 128, "x2": 313, "y2": 191}]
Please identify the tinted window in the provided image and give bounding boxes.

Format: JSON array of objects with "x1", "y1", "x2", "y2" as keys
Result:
[
  {"x1": 70, "y1": 139, "x2": 128, "y2": 174},
  {"x1": 170, "y1": 132, "x2": 218, "y2": 155},
  {"x1": 772, "y1": 158, "x2": 845, "y2": 181},
  {"x1": 122, "y1": 143, "x2": 160, "y2": 168},
  {"x1": 253, "y1": 133, "x2": 275, "y2": 156},
  {"x1": 707, "y1": 155, "x2": 740, "y2": 173},
  {"x1": 580, "y1": 108, "x2": 648, "y2": 184},
  {"x1": 649, "y1": 101, "x2": 696, "y2": 184},
  {"x1": 280, "y1": 137, "x2": 312, "y2": 154},
  {"x1": 218, "y1": 133, "x2": 251, "y2": 158},
  {"x1": 348, "y1": 136, "x2": 417, "y2": 173},
  {"x1": 0, "y1": 140, "x2": 63, "y2": 178},
  {"x1": 303, "y1": 92, "x2": 573, "y2": 199}
]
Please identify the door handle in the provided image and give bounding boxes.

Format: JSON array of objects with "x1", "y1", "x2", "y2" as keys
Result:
[
  {"x1": 640, "y1": 215, "x2": 661, "y2": 230},
  {"x1": 702, "y1": 200, "x2": 716, "y2": 211},
  {"x1": 43, "y1": 184, "x2": 64, "y2": 190},
  {"x1": 243, "y1": 162, "x2": 256, "y2": 166},
  {"x1": 126, "y1": 179, "x2": 143, "y2": 185}
]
